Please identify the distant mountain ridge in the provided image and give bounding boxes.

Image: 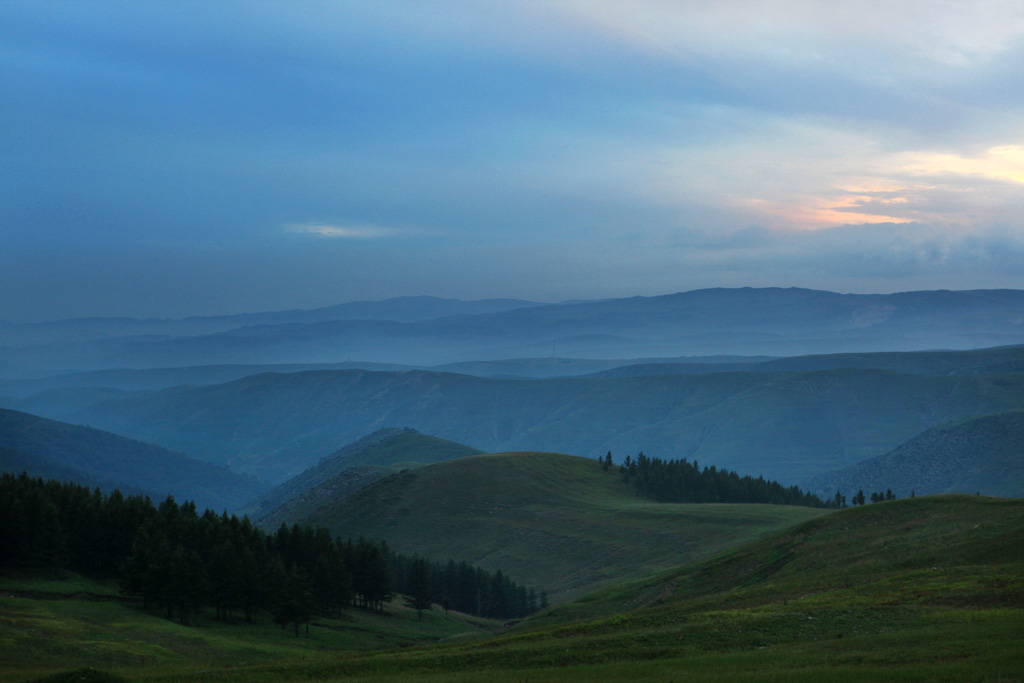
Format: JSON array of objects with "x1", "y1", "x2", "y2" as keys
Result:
[
  {"x1": 591, "y1": 344, "x2": 1024, "y2": 379},
  {"x1": 0, "y1": 407, "x2": 264, "y2": 510},
  {"x1": 46, "y1": 360, "x2": 1024, "y2": 484},
  {"x1": 0, "y1": 296, "x2": 542, "y2": 351},
  {"x1": 3, "y1": 287, "x2": 1024, "y2": 375}
]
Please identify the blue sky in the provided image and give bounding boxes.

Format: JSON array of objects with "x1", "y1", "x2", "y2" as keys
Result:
[{"x1": 2, "y1": 1, "x2": 1023, "y2": 321}]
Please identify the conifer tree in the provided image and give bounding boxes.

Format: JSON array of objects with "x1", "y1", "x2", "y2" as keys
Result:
[{"x1": 403, "y1": 557, "x2": 433, "y2": 620}]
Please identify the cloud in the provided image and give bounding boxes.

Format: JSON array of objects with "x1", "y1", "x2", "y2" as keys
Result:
[
  {"x1": 285, "y1": 222, "x2": 399, "y2": 239},
  {"x1": 554, "y1": 1, "x2": 1024, "y2": 73},
  {"x1": 897, "y1": 145, "x2": 1024, "y2": 185}
]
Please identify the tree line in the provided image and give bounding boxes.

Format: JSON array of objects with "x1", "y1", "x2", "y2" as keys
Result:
[
  {"x1": 0, "y1": 472, "x2": 542, "y2": 633},
  {"x1": 391, "y1": 553, "x2": 546, "y2": 621},
  {"x1": 605, "y1": 451, "x2": 831, "y2": 507},
  {"x1": 843, "y1": 488, "x2": 899, "y2": 506}
]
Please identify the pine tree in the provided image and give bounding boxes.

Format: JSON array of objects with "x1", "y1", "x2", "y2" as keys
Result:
[{"x1": 403, "y1": 557, "x2": 433, "y2": 620}]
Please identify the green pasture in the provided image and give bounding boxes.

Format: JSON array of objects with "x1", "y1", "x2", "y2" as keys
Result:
[
  {"x1": 5, "y1": 495, "x2": 1022, "y2": 683},
  {"x1": 0, "y1": 575, "x2": 498, "y2": 683},
  {"x1": 302, "y1": 451, "x2": 826, "y2": 602}
]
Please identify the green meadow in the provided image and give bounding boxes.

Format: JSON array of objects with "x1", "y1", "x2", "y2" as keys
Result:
[
  {"x1": 300, "y1": 452, "x2": 826, "y2": 601},
  {"x1": 4, "y1": 494, "x2": 1022, "y2": 682},
  {"x1": 0, "y1": 575, "x2": 499, "y2": 682}
]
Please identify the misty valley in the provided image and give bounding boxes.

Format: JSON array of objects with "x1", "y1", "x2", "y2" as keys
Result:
[{"x1": 2, "y1": 288, "x2": 1023, "y2": 682}]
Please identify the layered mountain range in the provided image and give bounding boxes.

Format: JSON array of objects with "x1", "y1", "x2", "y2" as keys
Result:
[
  {"x1": 3, "y1": 288, "x2": 1023, "y2": 375},
  {"x1": 2, "y1": 287, "x2": 1022, "y2": 503}
]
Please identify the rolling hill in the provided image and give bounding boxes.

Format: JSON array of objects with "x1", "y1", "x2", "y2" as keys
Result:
[
  {"x1": 284, "y1": 495, "x2": 1024, "y2": 681},
  {"x1": 0, "y1": 407, "x2": 264, "y2": 511},
  {"x1": 6, "y1": 493, "x2": 1020, "y2": 682},
  {"x1": 47, "y1": 366, "x2": 1024, "y2": 485},
  {"x1": 295, "y1": 451, "x2": 826, "y2": 602},
  {"x1": 238, "y1": 427, "x2": 483, "y2": 522},
  {"x1": 534, "y1": 493, "x2": 1024, "y2": 625},
  {"x1": 802, "y1": 410, "x2": 1024, "y2": 499}
]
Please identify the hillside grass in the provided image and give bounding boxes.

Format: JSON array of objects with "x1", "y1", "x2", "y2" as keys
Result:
[
  {"x1": 196, "y1": 494, "x2": 1024, "y2": 681},
  {"x1": 302, "y1": 452, "x2": 826, "y2": 602},
  {"x1": 535, "y1": 493, "x2": 1024, "y2": 624},
  {"x1": 0, "y1": 574, "x2": 500, "y2": 683},
  {"x1": 12, "y1": 494, "x2": 1020, "y2": 682}
]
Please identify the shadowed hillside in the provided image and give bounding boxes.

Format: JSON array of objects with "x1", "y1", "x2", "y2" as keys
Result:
[
  {"x1": 802, "y1": 410, "x2": 1024, "y2": 499},
  {"x1": 0, "y1": 407, "x2": 263, "y2": 511},
  {"x1": 592, "y1": 344, "x2": 1024, "y2": 378},
  {"x1": 53, "y1": 367, "x2": 1024, "y2": 484},
  {"x1": 238, "y1": 427, "x2": 482, "y2": 522}
]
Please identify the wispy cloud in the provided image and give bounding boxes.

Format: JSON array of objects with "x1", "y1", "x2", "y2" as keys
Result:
[{"x1": 285, "y1": 223, "x2": 398, "y2": 239}]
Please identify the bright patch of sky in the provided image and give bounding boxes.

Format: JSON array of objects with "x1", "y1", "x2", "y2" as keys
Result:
[{"x1": 1, "y1": 1, "x2": 1022, "y2": 320}]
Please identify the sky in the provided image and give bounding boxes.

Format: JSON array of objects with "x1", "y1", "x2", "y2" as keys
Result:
[{"x1": 2, "y1": 1, "x2": 1023, "y2": 322}]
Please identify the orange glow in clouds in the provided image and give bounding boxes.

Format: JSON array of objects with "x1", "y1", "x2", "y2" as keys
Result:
[
  {"x1": 743, "y1": 188, "x2": 914, "y2": 231},
  {"x1": 754, "y1": 145, "x2": 1024, "y2": 231}
]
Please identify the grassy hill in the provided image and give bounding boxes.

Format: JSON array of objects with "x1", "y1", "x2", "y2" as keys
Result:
[
  {"x1": 273, "y1": 494, "x2": 1024, "y2": 681},
  {"x1": 238, "y1": 428, "x2": 483, "y2": 523},
  {"x1": 0, "y1": 407, "x2": 264, "y2": 511},
  {"x1": 297, "y1": 452, "x2": 825, "y2": 602},
  {"x1": 10, "y1": 495, "x2": 1021, "y2": 682},
  {"x1": 536, "y1": 493, "x2": 1024, "y2": 625},
  {"x1": 54, "y1": 366, "x2": 1024, "y2": 485},
  {"x1": 0, "y1": 573, "x2": 501, "y2": 683},
  {"x1": 803, "y1": 410, "x2": 1024, "y2": 499}
]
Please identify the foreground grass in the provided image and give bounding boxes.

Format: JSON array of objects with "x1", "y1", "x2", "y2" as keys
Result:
[
  {"x1": 39, "y1": 604, "x2": 1015, "y2": 683},
  {"x1": 0, "y1": 575, "x2": 498, "y2": 683},
  {"x1": 6, "y1": 495, "x2": 1022, "y2": 682}
]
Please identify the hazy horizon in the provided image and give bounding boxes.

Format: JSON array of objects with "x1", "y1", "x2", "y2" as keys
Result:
[
  {"x1": 3, "y1": 2, "x2": 1022, "y2": 323},
  {"x1": 4, "y1": 284, "x2": 1024, "y2": 326}
]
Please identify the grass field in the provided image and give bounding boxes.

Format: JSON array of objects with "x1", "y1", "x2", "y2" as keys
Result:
[
  {"x1": 4, "y1": 495, "x2": 1022, "y2": 682},
  {"x1": 300, "y1": 451, "x2": 827, "y2": 602},
  {"x1": 0, "y1": 575, "x2": 500, "y2": 683}
]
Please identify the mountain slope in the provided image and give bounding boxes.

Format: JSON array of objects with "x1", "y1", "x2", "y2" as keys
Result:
[
  {"x1": 297, "y1": 451, "x2": 825, "y2": 602},
  {"x1": 592, "y1": 344, "x2": 1024, "y2": 378},
  {"x1": 59, "y1": 367, "x2": 1024, "y2": 484},
  {"x1": 0, "y1": 444, "x2": 97, "y2": 488},
  {"x1": 802, "y1": 410, "x2": 1024, "y2": 499},
  {"x1": 0, "y1": 407, "x2": 264, "y2": 511},
  {"x1": 238, "y1": 427, "x2": 482, "y2": 521}
]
